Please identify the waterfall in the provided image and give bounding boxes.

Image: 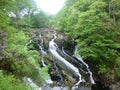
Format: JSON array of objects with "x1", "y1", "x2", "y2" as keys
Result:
[
  {"x1": 37, "y1": 34, "x2": 47, "y2": 67},
  {"x1": 24, "y1": 40, "x2": 32, "y2": 50},
  {"x1": 26, "y1": 29, "x2": 95, "y2": 89},
  {"x1": 23, "y1": 77, "x2": 41, "y2": 90},
  {"x1": 74, "y1": 46, "x2": 95, "y2": 84},
  {"x1": 49, "y1": 34, "x2": 83, "y2": 86},
  {"x1": 48, "y1": 32, "x2": 95, "y2": 86}
]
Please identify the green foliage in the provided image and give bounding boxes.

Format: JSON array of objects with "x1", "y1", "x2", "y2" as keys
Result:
[
  {"x1": 8, "y1": 0, "x2": 49, "y2": 28},
  {"x1": 10, "y1": 0, "x2": 36, "y2": 18},
  {"x1": 26, "y1": 50, "x2": 40, "y2": 66},
  {"x1": 0, "y1": 26, "x2": 43, "y2": 84},
  {"x1": 115, "y1": 56, "x2": 120, "y2": 77},
  {"x1": 40, "y1": 65, "x2": 51, "y2": 80},
  {"x1": 116, "y1": 68, "x2": 120, "y2": 77},
  {"x1": 0, "y1": 70, "x2": 3, "y2": 77},
  {"x1": 11, "y1": 59, "x2": 41, "y2": 82},
  {"x1": 0, "y1": 0, "x2": 11, "y2": 28},
  {"x1": 56, "y1": 0, "x2": 120, "y2": 74},
  {"x1": 0, "y1": 0, "x2": 52, "y2": 86},
  {"x1": 3, "y1": 27, "x2": 41, "y2": 82},
  {"x1": 32, "y1": 11, "x2": 49, "y2": 28},
  {"x1": 99, "y1": 64, "x2": 109, "y2": 73},
  {"x1": 0, "y1": 70, "x2": 33, "y2": 90},
  {"x1": 20, "y1": 15, "x2": 33, "y2": 28}
]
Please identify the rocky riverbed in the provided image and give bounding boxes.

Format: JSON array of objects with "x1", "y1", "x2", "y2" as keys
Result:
[{"x1": 27, "y1": 28, "x2": 120, "y2": 90}]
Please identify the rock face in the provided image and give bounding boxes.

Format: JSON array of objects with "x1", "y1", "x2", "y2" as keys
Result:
[
  {"x1": 30, "y1": 28, "x2": 78, "y2": 84},
  {"x1": 31, "y1": 28, "x2": 75, "y2": 51},
  {"x1": 41, "y1": 85, "x2": 91, "y2": 90},
  {"x1": 110, "y1": 82, "x2": 120, "y2": 90},
  {"x1": 28, "y1": 28, "x2": 120, "y2": 90}
]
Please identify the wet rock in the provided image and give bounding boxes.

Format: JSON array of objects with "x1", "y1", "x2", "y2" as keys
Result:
[
  {"x1": 92, "y1": 81, "x2": 110, "y2": 90},
  {"x1": 30, "y1": 28, "x2": 94, "y2": 89},
  {"x1": 41, "y1": 84, "x2": 91, "y2": 90},
  {"x1": 41, "y1": 85, "x2": 69, "y2": 90},
  {"x1": 72, "y1": 86, "x2": 91, "y2": 90},
  {"x1": 110, "y1": 82, "x2": 120, "y2": 90},
  {"x1": 31, "y1": 28, "x2": 74, "y2": 50}
]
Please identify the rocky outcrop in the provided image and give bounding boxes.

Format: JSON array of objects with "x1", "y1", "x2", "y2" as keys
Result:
[
  {"x1": 28, "y1": 28, "x2": 77, "y2": 84},
  {"x1": 29, "y1": 28, "x2": 75, "y2": 50},
  {"x1": 110, "y1": 82, "x2": 120, "y2": 90},
  {"x1": 28, "y1": 28, "x2": 120, "y2": 90}
]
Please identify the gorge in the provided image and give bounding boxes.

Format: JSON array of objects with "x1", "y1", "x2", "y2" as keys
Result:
[
  {"x1": 25, "y1": 28, "x2": 113, "y2": 90},
  {"x1": 0, "y1": 0, "x2": 120, "y2": 90}
]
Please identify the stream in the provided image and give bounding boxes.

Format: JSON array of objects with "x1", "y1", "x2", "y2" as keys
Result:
[{"x1": 25, "y1": 29, "x2": 112, "y2": 90}]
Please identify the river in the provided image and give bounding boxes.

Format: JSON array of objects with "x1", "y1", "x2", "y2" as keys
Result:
[{"x1": 25, "y1": 29, "x2": 112, "y2": 90}]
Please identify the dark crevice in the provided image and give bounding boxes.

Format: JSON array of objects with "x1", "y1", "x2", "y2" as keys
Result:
[{"x1": 92, "y1": 81, "x2": 111, "y2": 90}]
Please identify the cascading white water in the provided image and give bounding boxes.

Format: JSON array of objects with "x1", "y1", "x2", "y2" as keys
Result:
[
  {"x1": 24, "y1": 40, "x2": 32, "y2": 50},
  {"x1": 25, "y1": 29, "x2": 95, "y2": 89},
  {"x1": 74, "y1": 46, "x2": 95, "y2": 84},
  {"x1": 62, "y1": 44, "x2": 95, "y2": 84},
  {"x1": 23, "y1": 77, "x2": 41, "y2": 90},
  {"x1": 49, "y1": 34, "x2": 83, "y2": 86},
  {"x1": 38, "y1": 34, "x2": 47, "y2": 67}
]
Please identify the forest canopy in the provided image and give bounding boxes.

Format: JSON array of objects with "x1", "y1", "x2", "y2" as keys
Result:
[
  {"x1": 56, "y1": 0, "x2": 120, "y2": 74},
  {"x1": 0, "y1": 0, "x2": 120, "y2": 89},
  {"x1": 0, "y1": 0, "x2": 49, "y2": 89}
]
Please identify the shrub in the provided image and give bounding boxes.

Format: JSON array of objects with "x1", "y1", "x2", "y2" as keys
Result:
[{"x1": 0, "y1": 70, "x2": 33, "y2": 90}]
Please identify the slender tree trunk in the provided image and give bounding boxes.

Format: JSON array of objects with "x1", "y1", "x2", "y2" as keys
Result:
[
  {"x1": 113, "y1": 3, "x2": 116, "y2": 25},
  {"x1": 109, "y1": 1, "x2": 116, "y2": 25},
  {"x1": 109, "y1": 2, "x2": 111, "y2": 17}
]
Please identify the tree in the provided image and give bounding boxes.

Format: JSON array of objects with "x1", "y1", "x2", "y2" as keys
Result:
[
  {"x1": 32, "y1": 11, "x2": 48, "y2": 28},
  {"x1": 0, "y1": 0, "x2": 13, "y2": 28},
  {"x1": 56, "y1": 0, "x2": 120, "y2": 73},
  {"x1": 9, "y1": 0, "x2": 36, "y2": 28}
]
